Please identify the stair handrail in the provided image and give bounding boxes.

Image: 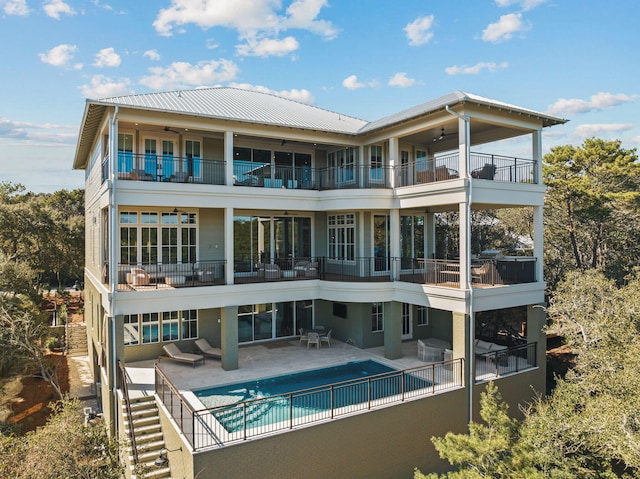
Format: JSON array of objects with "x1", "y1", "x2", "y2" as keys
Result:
[{"x1": 118, "y1": 360, "x2": 138, "y2": 465}]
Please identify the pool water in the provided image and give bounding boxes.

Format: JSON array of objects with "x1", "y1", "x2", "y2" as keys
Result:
[{"x1": 195, "y1": 360, "x2": 431, "y2": 432}]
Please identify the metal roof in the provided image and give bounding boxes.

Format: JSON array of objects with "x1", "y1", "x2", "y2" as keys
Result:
[
  {"x1": 358, "y1": 91, "x2": 567, "y2": 134},
  {"x1": 73, "y1": 87, "x2": 567, "y2": 169},
  {"x1": 96, "y1": 87, "x2": 368, "y2": 134}
]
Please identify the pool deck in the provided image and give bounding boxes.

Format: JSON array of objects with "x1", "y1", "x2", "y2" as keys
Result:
[{"x1": 126, "y1": 339, "x2": 427, "y2": 400}]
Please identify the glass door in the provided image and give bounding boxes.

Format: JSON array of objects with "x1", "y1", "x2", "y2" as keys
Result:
[
  {"x1": 401, "y1": 303, "x2": 412, "y2": 340},
  {"x1": 374, "y1": 215, "x2": 390, "y2": 272}
]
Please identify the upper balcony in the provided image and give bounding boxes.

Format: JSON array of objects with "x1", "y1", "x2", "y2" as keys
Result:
[
  {"x1": 112, "y1": 256, "x2": 537, "y2": 292},
  {"x1": 103, "y1": 151, "x2": 538, "y2": 191}
]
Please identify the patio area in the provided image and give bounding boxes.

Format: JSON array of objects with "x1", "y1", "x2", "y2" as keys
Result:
[{"x1": 125, "y1": 339, "x2": 430, "y2": 400}]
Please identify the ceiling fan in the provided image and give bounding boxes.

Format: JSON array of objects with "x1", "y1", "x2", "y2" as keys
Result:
[{"x1": 433, "y1": 128, "x2": 446, "y2": 142}]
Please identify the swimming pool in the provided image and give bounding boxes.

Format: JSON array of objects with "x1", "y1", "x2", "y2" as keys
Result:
[{"x1": 194, "y1": 360, "x2": 432, "y2": 433}]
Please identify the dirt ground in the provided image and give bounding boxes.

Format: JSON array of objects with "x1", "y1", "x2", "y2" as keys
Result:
[{"x1": 0, "y1": 292, "x2": 83, "y2": 433}]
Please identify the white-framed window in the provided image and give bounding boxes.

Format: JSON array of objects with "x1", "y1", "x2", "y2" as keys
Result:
[
  {"x1": 417, "y1": 305, "x2": 429, "y2": 326},
  {"x1": 370, "y1": 144, "x2": 384, "y2": 183},
  {"x1": 328, "y1": 213, "x2": 355, "y2": 260},
  {"x1": 162, "y1": 311, "x2": 180, "y2": 341},
  {"x1": 371, "y1": 302, "x2": 384, "y2": 332},
  {"x1": 119, "y1": 210, "x2": 198, "y2": 266},
  {"x1": 123, "y1": 314, "x2": 139, "y2": 346},
  {"x1": 141, "y1": 313, "x2": 159, "y2": 344},
  {"x1": 182, "y1": 309, "x2": 198, "y2": 339},
  {"x1": 124, "y1": 310, "x2": 198, "y2": 346}
]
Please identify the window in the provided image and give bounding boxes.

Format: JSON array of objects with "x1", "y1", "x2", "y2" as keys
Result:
[
  {"x1": 328, "y1": 213, "x2": 355, "y2": 260},
  {"x1": 162, "y1": 311, "x2": 179, "y2": 341},
  {"x1": 371, "y1": 302, "x2": 384, "y2": 332},
  {"x1": 118, "y1": 133, "x2": 134, "y2": 173},
  {"x1": 417, "y1": 306, "x2": 429, "y2": 326},
  {"x1": 120, "y1": 227, "x2": 138, "y2": 265},
  {"x1": 123, "y1": 315, "x2": 139, "y2": 346},
  {"x1": 120, "y1": 211, "x2": 197, "y2": 266},
  {"x1": 370, "y1": 145, "x2": 383, "y2": 182},
  {"x1": 185, "y1": 140, "x2": 201, "y2": 178},
  {"x1": 141, "y1": 313, "x2": 159, "y2": 343},
  {"x1": 182, "y1": 310, "x2": 198, "y2": 339}
]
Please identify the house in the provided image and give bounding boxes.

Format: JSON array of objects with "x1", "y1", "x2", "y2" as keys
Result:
[{"x1": 73, "y1": 88, "x2": 566, "y2": 478}]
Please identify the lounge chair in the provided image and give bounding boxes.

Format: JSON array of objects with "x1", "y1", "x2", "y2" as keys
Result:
[
  {"x1": 195, "y1": 339, "x2": 222, "y2": 359},
  {"x1": 160, "y1": 343, "x2": 204, "y2": 367}
]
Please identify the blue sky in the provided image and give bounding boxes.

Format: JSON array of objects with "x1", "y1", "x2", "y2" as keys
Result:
[{"x1": 1, "y1": 0, "x2": 638, "y2": 193}]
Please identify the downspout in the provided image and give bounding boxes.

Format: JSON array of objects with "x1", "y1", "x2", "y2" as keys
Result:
[
  {"x1": 445, "y1": 105, "x2": 474, "y2": 424},
  {"x1": 109, "y1": 106, "x2": 119, "y2": 436}
]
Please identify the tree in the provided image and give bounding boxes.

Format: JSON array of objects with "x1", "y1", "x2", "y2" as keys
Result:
[
  {"x1": 0, "y1": 303, "x2": 64, "y2": 399},
  {"x1": 0, "y1": 398, "x2": 123, "y2": 479},
  {"x1": 0, "y1": 182, "x2": 84, "y2": 291},
  {"x1": 543, "y1": 138, "x2": 640, "y2": 289},
  {"x1": 415, "y1": 382, "x2": 542, "y2": 479}
]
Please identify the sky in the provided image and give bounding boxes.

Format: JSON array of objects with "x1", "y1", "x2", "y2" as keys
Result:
[{"x1": 0, "y1": 0, "x2": 639, "y2": 193}]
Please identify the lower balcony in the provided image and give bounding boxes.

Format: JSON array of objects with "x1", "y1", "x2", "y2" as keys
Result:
[{"x1": 111, "y1": 256, "x2": 537, "y2": 291}]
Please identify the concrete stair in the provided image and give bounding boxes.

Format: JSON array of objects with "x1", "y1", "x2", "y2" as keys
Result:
[
  {"x1": 123, "y1": 395, "x2": 172, "y2": 479},
  {"x1": 66, "y1": 323, "x2": 88, "y2": 357}
]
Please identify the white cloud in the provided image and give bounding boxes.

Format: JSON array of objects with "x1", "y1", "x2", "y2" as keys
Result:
[
  {"x1": 39, "y1": 44, "x2": 78, "y2": 67},
  {"x1": 93, "y1": 47, "x2": 121, "y2": 68},
  {"x1": 236, "y1": 36, "x2": 299, "y2": 57},
  {"x1": 0, "y1": 117, "x2": 76, "y2": 143},
  {"x1": 388, "y1": 72, "x2": 415, "y2": 87},
  {"x1": 283, "y1": 0, "x2": 338, "y2": 39},
  {"x1": 404, "y1": 15, "x2": 435, "y2": 46},
  {"x1": 342, "y1": 75, "x2": 366, "y2": 90},
  {"x1": 482, "y1": 13, "x2": 526, "y2": 43},
  {"x1": 574, "y1": 123, "x2": 633, "y2": 137},
  {"x1": 80, "y1": 75, "x2": 133, "y2": 99},
  {"x1": 153, "y1": 0, "x2": 337, "y2": 51},
  {"x1": 139, "y1": 59, "x2": 238, "y2": 90},
  {"x1": 152, "y1": 0, "x2": 335, "y2": 58},
  {"x1": 4, "y1": 0, "x2": 29, "y2": 15},
  {"x1": 495, "y1": 0, "x2": 548, "y2": 11},
  {"x1": 144, "y1": 49, "x2": 161, "y2": 61},
  {"x1": 229, "y1": 82, "x2": 315, "y2": 104},
  {"x1": 43, "y1": 0, "x2": 76, "y2": 19},
  {"x1": 445, "y1": 61, "x2": 509, "y2": 75},
  {"x1": 547, "y1": 92, "x2": 640, "y2": 116}
]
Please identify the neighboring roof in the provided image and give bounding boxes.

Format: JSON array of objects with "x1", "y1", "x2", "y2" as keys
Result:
[
  {"x1": 359, "y1": 91, "x2": 567, "y2": 134},
  {"x1": 73, "y1": 87, "x2": 567, "y2": 169}
]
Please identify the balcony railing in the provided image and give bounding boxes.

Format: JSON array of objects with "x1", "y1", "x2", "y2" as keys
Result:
[
  {"x1": 116, "y1": 260, "x2": 226, "y2": 291},
  {"x1": 112, "y1": 152, "x2": 225, "y2": 185},
  {"x1": 104, "y1": 151, "x2": 537, "y2": 189},
  {"x1": 233, "y1": 162, "x2": 393, "y2": 190},
  {"x1": 110, "y1": 256, "x2": 537, "y2": 291},
  {"x1": 155, "y1": 358, "x2": 463, "y2": 450},
  {"x1": 395, "y1": 152, "x2": 537, "y2": 187},
  {"x1": 475, "y1": 342, "x2": 537, "y2": 380}
]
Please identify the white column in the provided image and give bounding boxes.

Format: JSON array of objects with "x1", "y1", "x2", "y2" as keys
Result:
[
  {"x1": 224, "y1": 207, "x2": 234, "y2": 284},
  {"x1": 388, "y1": 137, "x2": 398, "y2": 188},
  {"x1": 389, "y1": 208, "x2": 401, "y2": 280},
  {"x1": 459, "y1": 202, "x2": 470, "y2": 290},
  {"x1": 224, "y1": 131, "x2": 234, "y2": 186},
  {"x1": 532, "y1": 130, "x2": 542, "y2": 184},
  {"x1": 533, "y1": 205, "x2": 544, "y2": 282},
  {"x1": 458, "y1": 116, "x2": 470, "y2": 178},
  {"x1": 359, "y1": 144, "x2": 366, "y2": 188}
]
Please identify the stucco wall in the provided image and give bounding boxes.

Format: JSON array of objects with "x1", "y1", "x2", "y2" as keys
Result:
[{"x1": 158, "y1": 389, "x2": 468, "y2": 479}]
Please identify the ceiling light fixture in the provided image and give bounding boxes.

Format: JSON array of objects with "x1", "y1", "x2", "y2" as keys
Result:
[{"x1": 433, "y1": 128, "x2": 446, "y2": 142}]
